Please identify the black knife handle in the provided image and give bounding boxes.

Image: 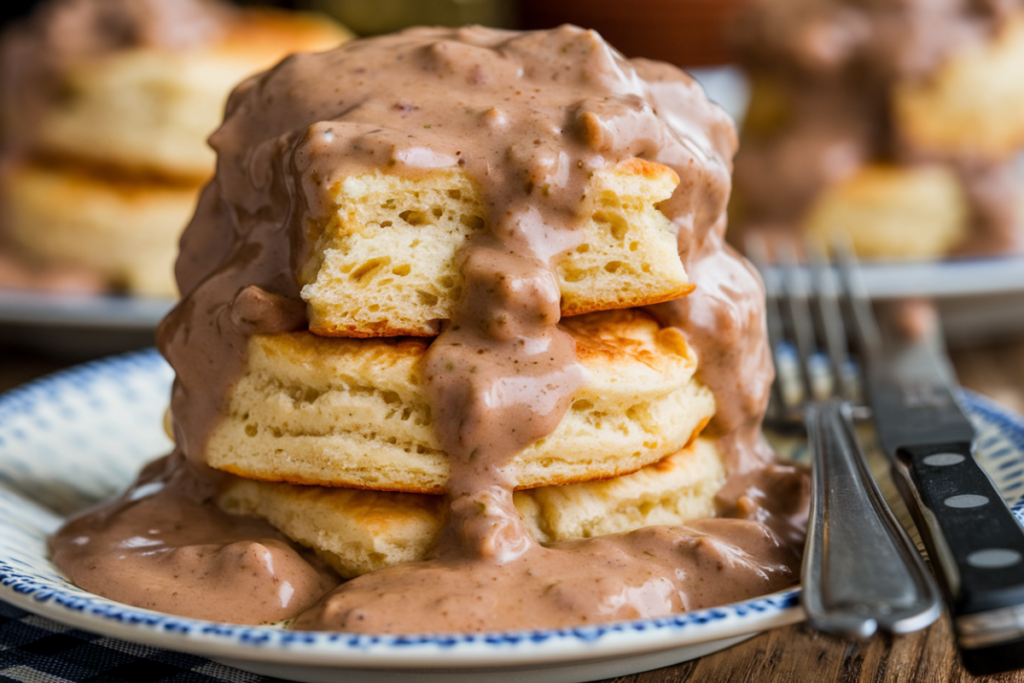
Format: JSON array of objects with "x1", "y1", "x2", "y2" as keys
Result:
[{"x1": 892, "y1": 441, "x2": 1024, "y2": 675}]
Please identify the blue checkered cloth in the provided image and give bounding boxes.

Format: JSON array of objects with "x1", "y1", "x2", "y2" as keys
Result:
[{"x1": 0, "y1": 600, "x2": 288, "y2": 683}]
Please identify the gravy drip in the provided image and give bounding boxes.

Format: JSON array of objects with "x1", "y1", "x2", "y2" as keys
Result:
[
  {"x1": 52, "y1": 26, "x2": 808, "y2": 633},
  {"x1": 731, "y1": 0, "x2": 1023, "y2": 255}
]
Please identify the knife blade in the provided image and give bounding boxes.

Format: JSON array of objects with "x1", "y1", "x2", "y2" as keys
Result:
[{"x1": 867, "y1": 323, "x2": 1024, "y2": 676}]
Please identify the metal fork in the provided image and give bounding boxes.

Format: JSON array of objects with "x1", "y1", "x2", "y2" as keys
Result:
[{"x1": 747, "y1": 236, "x2": 942, "y2": 639}]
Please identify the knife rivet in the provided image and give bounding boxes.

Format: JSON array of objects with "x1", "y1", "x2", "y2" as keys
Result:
[
  {"x1": 944, "y1": 494, "x2": 989, "y2": 509},
  {"x1": 967, "y1": 549, "x2": 1022, "y2": 569},
  {"x1": 923, "y1": 453, "x2": 965, "y2": 467}
]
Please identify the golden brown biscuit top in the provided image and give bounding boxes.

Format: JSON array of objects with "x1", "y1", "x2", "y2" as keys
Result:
[
  {"x1": 255, "y1": 308, "x2": 693, "y2": 376},
  {"x1": 213, "y1": 8, "x2": 350, "y2": 62},
  {"x1": 563, "y1": 309, "x2": 691, "y2": 371}
]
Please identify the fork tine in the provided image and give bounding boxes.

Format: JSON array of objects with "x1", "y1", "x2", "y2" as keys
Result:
[
  {"x1": 807, "y1": 240, "x2": 853, "y2": 400},
  {"x1": 746, "y1": 235, "x2": 942, "y2": 638},
  {"x1": 833, "y1": 238, "x2": 882, "y2": 360},
  {"x1": 777, "y1": 241, "x2": 818, "y2": 403}
]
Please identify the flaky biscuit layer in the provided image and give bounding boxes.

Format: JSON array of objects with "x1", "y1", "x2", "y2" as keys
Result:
[
  {"x1": 217, "y1": 438, "x2": 726, "y2": 578},
  {"x1": 204, "y1": 309, "x2": 715, "y2": 493},
  {"x1": 299, "y1": 160, "x2": 693, "y2": 337}
]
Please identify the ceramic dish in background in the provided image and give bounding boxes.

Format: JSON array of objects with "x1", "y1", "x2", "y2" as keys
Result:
[
  {"x1": 2, "y1": 351, "x2": 1024, "y2": 682},
  {"x1": 690, "y1": 66, "x2": 751, "y2": 130},
  {"x1": 752, "y1": 254, "x2": 1024, "y2": 347},
  {"x1": 0, "y1": 289, "x2": 171, "y2": 330},
  {"x1": 0, "y1": 289, "x2": 172, "y2": 358}
]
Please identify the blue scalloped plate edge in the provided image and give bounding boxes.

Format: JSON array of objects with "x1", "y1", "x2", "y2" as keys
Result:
[{"x1": 957, "y1": 388, "x2": 1024, "y2": 525}]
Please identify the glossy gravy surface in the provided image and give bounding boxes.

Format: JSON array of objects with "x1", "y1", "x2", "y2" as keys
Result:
[{"x1": 52, "y1": 26, "x2": 808, "y2": 631}]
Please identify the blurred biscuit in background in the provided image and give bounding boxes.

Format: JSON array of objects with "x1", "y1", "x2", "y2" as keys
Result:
[
  {"x1": 730, "y1": 0, "x2": 1024, "y2": 260},
  {"x1": 803, "y1": 164, "x2": 969, "y2": 260},
  {"x1": 0, "y1": 0, "x2": 350, "y2": 296},
  {"x1": 27, "y1": 8, "x2": 348, "y2": 181},
  {"x1": 894, "y1": 14, "x2": 1024, "y2": 161},
  {"x1": 4, "y1": 160, "x2": 200, "y2": 297}
]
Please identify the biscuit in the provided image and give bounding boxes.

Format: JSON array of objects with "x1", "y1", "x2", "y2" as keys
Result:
[
  {"x1": 204, "y1": 309, "x2": 716, "y2": 493},
  {"x1": 299, "y1": 159, "x2": 693, "y2": 337},
  {"x1": 217, "y1": 438, "x2": 725, "y2": 578},
  {"x1": 893, "y1": 14, "x2": 1024, "y2": 160},
  {"x1": 802, "y1": 164, "x2": 968, "y2": 260},
  {"x1": 33, "y1": 10, "x2": 350, "y2": 180},
  {"x1": 3, "y1": 160, "x2": 202, "y2": 297}
]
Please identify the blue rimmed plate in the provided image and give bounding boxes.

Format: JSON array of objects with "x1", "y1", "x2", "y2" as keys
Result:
[{"x1": 0, "y1": 350, "x2": 1022, "y2": 683}]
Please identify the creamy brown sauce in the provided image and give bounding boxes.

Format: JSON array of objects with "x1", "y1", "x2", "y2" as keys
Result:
[
  {"x1": 51, "y1": 26, "x2": 808, "y2": 633},
  {"x1": 52, "y1": 454, "x2": 339, "y2": 625},
  {"x1": 731, "y1": 0, "x2": 1023, "y2": 256},
  {"x1": 294, "y1": 520, "x2": 797, "y2": 633}
]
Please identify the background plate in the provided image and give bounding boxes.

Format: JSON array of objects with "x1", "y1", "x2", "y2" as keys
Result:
[{"x1": 0, "y1": 290, "x2": 172, "y2": 358}]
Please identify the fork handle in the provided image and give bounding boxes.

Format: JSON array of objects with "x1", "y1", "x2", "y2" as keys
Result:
[
  {"x1": 892, "y1": 442, "x2": 1024, "y2": 675},
  {"x1": 802, "y1": 399, "x2": 942, "y2": 638}
]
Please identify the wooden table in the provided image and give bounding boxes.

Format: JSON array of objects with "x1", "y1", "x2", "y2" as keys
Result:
[{"x1": 2, "y1": 339, "x2": 1024, "y2": 682}]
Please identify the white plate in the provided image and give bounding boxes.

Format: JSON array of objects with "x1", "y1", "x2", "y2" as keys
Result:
[{"x1": 1, "y1": 352, "x2": 1024, "y2": 682}]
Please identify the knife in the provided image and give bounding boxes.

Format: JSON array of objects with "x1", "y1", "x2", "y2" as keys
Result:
[{"x1": 863, "y1": 317, "x2": 1024, "y2": 676}]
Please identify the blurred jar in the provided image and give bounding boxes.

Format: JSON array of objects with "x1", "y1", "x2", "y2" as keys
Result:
[
  {"x1": 518, "y1": 0, "x2": 752, "y2": 67},
  {"x1": 306, "y1": 0, "x2": 514, "y2": 35}
]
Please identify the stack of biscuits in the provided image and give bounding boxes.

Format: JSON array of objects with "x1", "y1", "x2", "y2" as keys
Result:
[
  {"x1": 0, "y1": 0, "x2": 348, "y2": 296},
  {"x1": 730, "y1": 0, "x2": 1024, "y2": 259},
  {"x1": 212, "y1": 159, "x2": 726, "y2": 579}
]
